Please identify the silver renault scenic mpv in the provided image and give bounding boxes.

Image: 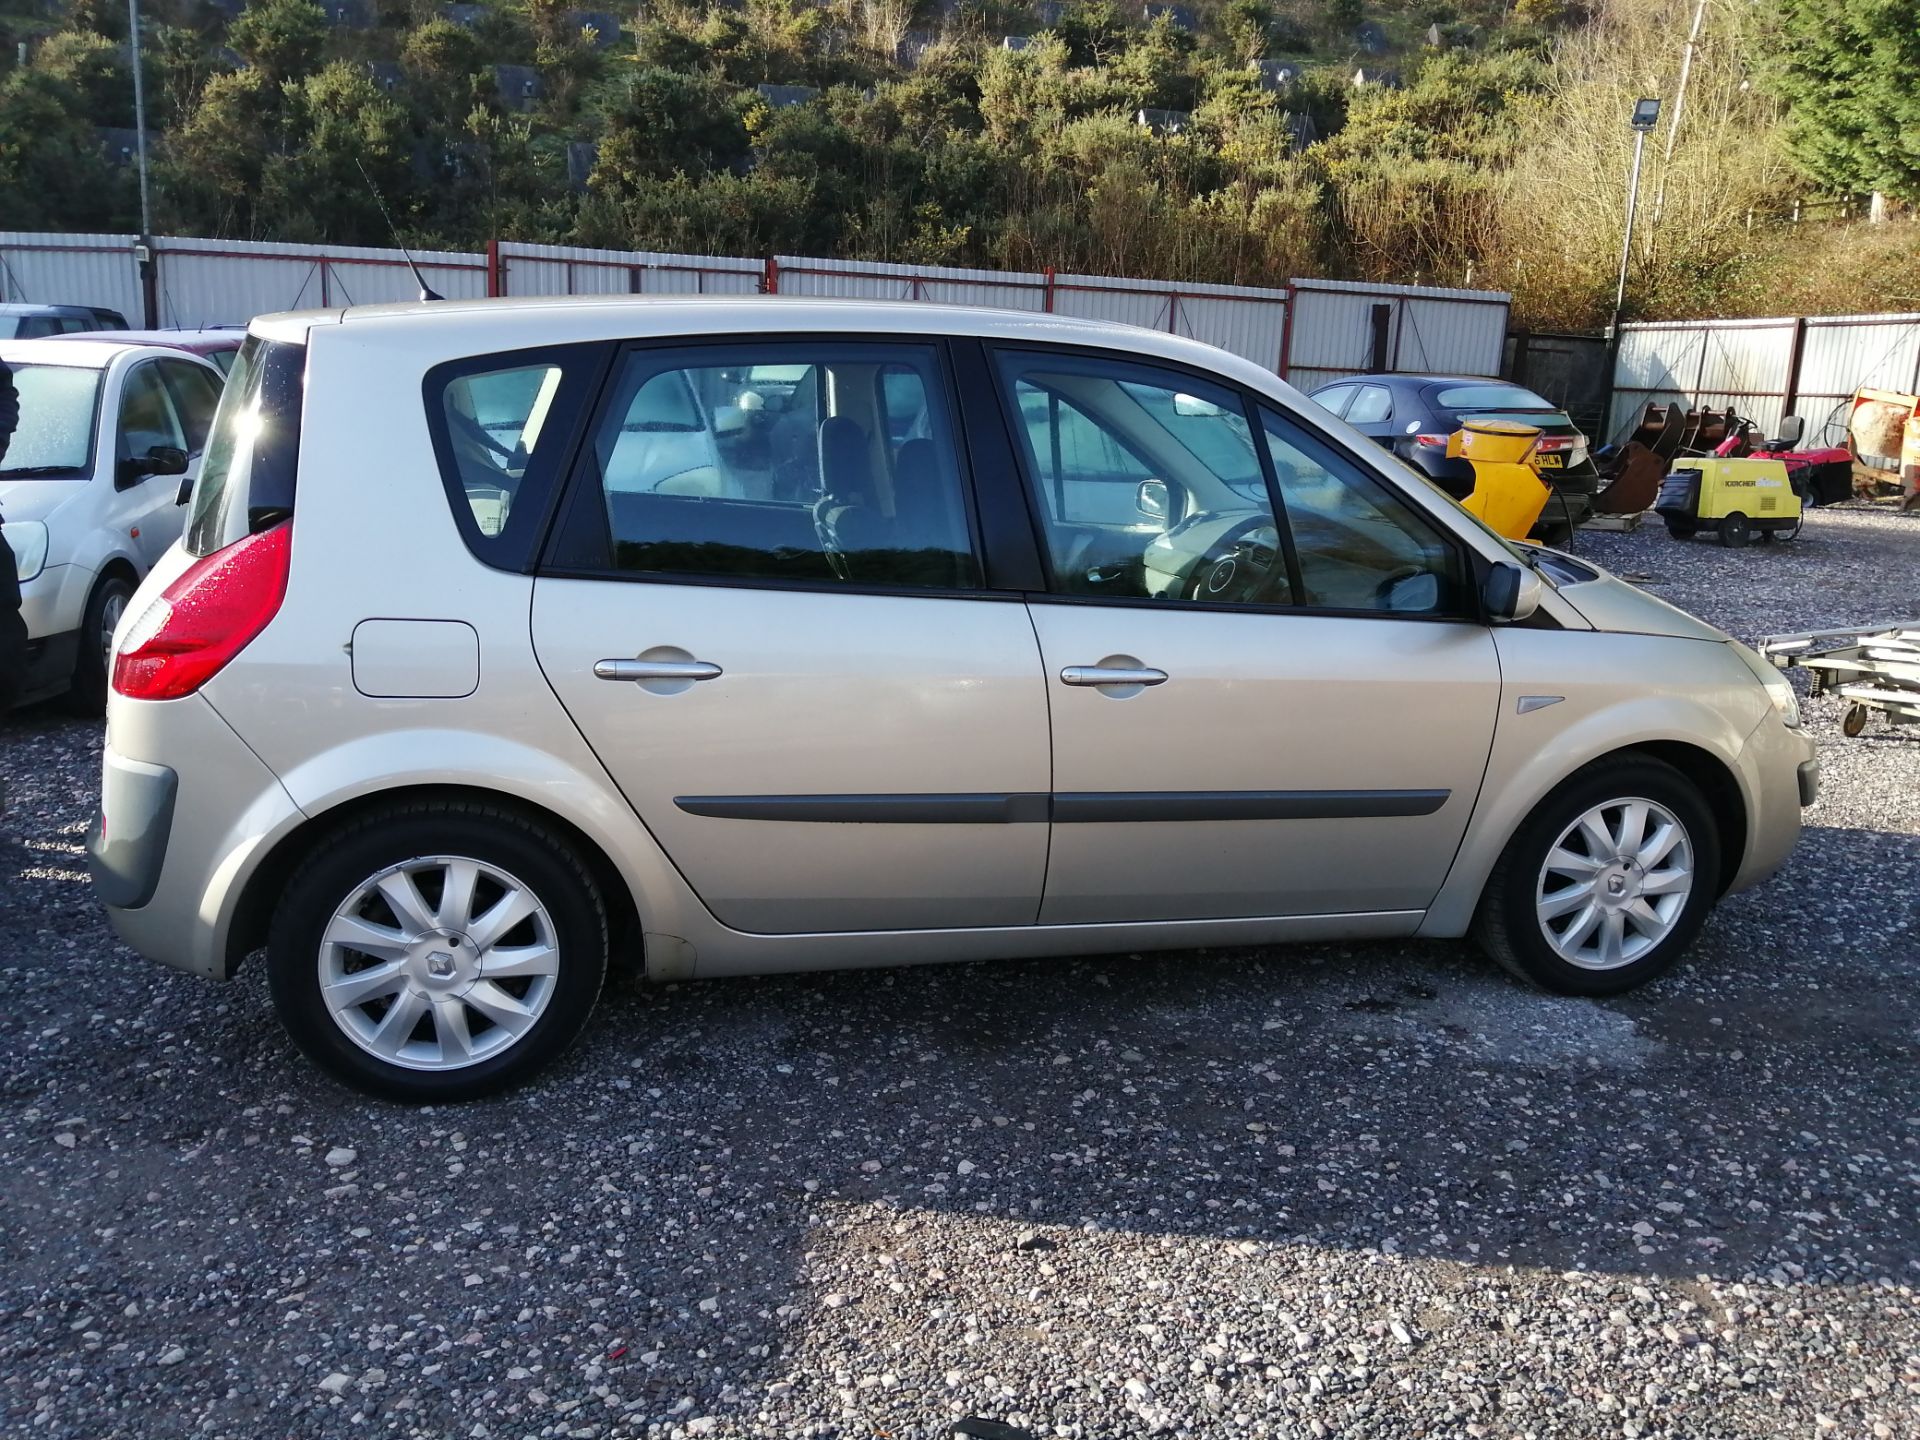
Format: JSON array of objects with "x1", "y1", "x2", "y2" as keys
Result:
[{"x1": 90, "y1": 298, "x2": 1816, "y2": 1100}]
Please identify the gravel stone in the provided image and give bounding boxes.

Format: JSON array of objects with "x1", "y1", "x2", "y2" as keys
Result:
[{"x1": 1, "y1": 503, "x2": 1917, "y2": 1438}]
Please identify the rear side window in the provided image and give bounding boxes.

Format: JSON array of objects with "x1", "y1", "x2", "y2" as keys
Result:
[
  {"x1": 185, "y1": 336, "x2": 307, "y2": 557},
  {"x1": 1343, "y1": 385, "x2": 1394, "y2": 424},
  {"x1": 548, "y1": 341, "x2": 981, "y2": 591},
  {"x1": 426, "y1": 345, "x2": 603, "y2": 568}
]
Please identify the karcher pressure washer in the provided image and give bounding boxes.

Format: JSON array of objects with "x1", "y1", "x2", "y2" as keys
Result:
[{"x1": 1653, "y1": 456, "x2": 1803, "y2": 546}]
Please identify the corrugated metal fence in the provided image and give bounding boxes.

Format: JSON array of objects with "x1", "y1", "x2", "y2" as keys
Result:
[
  {"x1": 0, "y1": 230, "x2": 1511, "y2": 383},
  {"x1": 1609, "y1": 311, "x2": 1920, "y2": 449}
]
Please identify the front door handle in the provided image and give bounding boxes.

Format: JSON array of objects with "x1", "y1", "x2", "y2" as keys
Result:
[
  {"x1": 1060, "y1": 665, "x2": 1169, "y2": 687},
  {"x1": 594, "y1": 658, "x2": 723, "y2": 683}
]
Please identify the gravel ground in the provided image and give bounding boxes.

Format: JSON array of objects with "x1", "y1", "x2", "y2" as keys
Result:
[{"x1": 3, "y1": 502, "x2": 1918, "y2": 1440}]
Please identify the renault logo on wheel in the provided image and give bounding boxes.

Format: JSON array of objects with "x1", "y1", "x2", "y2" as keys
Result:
[
  {"x1": 1606, "y1": 875, "x2": 1626, "y2": 896},
  {"x1": 426, "y1": 951, "x2": 455, "y2": 978}
]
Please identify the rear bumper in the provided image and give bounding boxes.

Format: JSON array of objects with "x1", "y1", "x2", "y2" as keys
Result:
[{"x1": 93, "y1": 692, "x2": 305, "y2": 979}]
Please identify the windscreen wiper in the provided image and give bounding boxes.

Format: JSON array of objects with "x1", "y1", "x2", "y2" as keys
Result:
[{"x1": 0, "y1": 465, "x2": 80, "y2": 477}]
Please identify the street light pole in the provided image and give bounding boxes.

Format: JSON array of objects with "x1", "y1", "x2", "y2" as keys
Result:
[
  {"x1": 1610, "y1": 97, "x2": 1663, "y2": 338},
  {"x1": 126, "y1": 0, "x2": 152, "y2": 239}
]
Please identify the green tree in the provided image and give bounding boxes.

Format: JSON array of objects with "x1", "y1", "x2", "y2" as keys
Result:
[
  {"x1": 32, "y1": 30, "x2": 129, "y2": 125},
  {"x1": 590, "y1": 67, "x2": 750, "y2": 187},
  {"x1": 0, "y1": 68, "x2": 131, "y2": 228},
  {"x1": 1767, "y1": 0, "x2": 1920, "y2": 202},
  {"x1": 228, "y1": 0, "x2": 328, "y2": 84}
]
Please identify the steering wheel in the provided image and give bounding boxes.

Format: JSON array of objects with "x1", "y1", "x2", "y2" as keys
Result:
[{"x1": 1183, "y1": 515, "x2": 1284, "y2": 604}]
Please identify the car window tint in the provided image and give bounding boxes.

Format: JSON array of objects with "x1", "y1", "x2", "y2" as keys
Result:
[
  {"x1": 1344, "y1": 384, "x2": 1394, "y2": 425},
  {"x1": 582, "y1": 343, "x2": 979, "y2": 591},
  {"x1": 119, "y1": 363, "x2": 185, "y2": 459},
  {"x1": 1312, "y1": 384, "x2": 1355, "y2": 418},
  {"x1": 1433, "y1": 382, "x2": 1551, "y2": 409},
  {"x1": 999, "y1": 350, "x2": 1290, "y2": 606},
  {"x1": 1260, "y1": 407, "x2": 1466, "y2": 616},
  {"x1": 157, "y1": 359, "x2": 223, "y2": 451},
  {"x1": 439, "y1": 362, "x2": 567, "y2": 539}
]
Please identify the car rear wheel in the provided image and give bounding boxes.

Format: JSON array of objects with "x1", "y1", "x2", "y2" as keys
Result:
[
  {"x1": 1472, "y1": 757, "x2": 1720, "y2": 996},
  {"x1": 268, "y1": 800, "x2": 608, "y2": 1101}
]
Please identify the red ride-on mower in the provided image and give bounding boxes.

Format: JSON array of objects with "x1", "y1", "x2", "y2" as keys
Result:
[{"x1": 1726, "y1": 415, "x2": 1854, "y2": 507}]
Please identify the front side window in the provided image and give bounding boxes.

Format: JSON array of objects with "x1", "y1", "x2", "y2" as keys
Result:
[
  {"x1": 1260, "y1": 407, "x2": 1466, "y2": 616},
  {"x1": 0, "y1": 364, "x2": 103, "y2": 477},
  {"x1": 157, "y1": 359, "x2": 224, "y2": 451},
  {"x1": 118, "y1": 363, "x2": 187, "y2": 463},
  {"x1": 563, "y1": 342, "x2": 979, "y2": 591},
  {"x1": 998, "y1": 350, "x2": 1288, "y2": 606}
]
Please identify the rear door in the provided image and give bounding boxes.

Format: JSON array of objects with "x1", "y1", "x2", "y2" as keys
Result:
[
  {"x1": 525, "y1": 338, "x2": 1052, "y2": 935},
  {"x1": 985, "y1": 346, "x2": 1502, "y2": 925}
]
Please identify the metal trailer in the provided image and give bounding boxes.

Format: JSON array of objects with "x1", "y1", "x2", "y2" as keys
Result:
[{"x1": 1761, "y1": 621, "x2": 1920, "y2": 737}]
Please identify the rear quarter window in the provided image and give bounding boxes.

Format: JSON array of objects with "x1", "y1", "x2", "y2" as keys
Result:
[
  {"x1": 425, "y1": 344, "x2": 607, "y2": 570},
  {"x1": 184, "y1": 336, "x2": 306, "y2": 557}
]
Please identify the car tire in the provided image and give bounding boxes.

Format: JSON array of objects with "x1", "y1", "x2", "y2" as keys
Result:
[
  {"x1": 1534, "y1": 517, "x2": 1574, "y2": 549},
  {"x1": 267, "y1": 799, "x2": 609, "y2": 1102},
  {"x1": 63, "y1": 572, "x2": 135, "y2": 715},
  {"x1": 1471, "y1": 756, "x2": 1721, "y2": 997}
]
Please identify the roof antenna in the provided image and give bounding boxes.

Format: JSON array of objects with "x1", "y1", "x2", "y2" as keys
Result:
[{"x1": 356, "y1": 158, "x2": 442, "y2": 302}]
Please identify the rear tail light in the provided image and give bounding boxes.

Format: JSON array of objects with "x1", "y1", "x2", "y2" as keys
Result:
[
  {"x1": 1536, "y1": 436, "x2": 1574, "y2": 451},
  {"x1": 111, "y1": 523, "x2": 292, "y2": 701}
]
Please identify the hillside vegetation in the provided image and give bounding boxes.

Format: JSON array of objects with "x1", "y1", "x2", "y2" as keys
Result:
[{"x1": 0, "y1": 0, "x2": 1913, "y2": 328}]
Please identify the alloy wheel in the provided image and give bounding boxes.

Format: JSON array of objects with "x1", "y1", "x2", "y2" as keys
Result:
[
  {"x1": 1534, "y1": 798, "x2": 1694, "y2": 970},
  {"x1": 318, "y1": 855, "x2": 561, "y2": 1071}
]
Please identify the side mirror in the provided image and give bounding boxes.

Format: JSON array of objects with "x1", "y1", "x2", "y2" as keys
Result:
[
  {"x1": 117, "y1": 444, "x2": 189, "y2": 488},
  {"x1": 1482, "y1": 559, "x2": 1542, "y2": 624},
  {"x1": 1136, "y1": 478, "x2": 1171, "y2": 521}
]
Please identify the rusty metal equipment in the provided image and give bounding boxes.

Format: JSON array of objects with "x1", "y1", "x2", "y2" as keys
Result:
[{"x1": 1762, "y1": 621, "x2": 1920, "y2": 738}]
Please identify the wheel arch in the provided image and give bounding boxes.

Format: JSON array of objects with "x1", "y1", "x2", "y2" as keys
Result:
[
  {"x1": 1422, "y1": 732, "x2": 1752, "y2": 940},
  {"x1": 225, "y1": 784, "x2": 643, "y2": 977}
]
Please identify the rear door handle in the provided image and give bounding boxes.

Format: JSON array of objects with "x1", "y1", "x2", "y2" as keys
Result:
[
  {"x1": 1060, "y1": 665, "x2": 1169, "y2": 687},
  {"x1": 593, "y1": 659, "x2": 723, "y2": 682}
]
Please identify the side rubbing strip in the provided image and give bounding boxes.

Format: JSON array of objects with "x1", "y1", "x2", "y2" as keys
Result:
[
  {"x1": 1050, "y1": 790, "x2": 1450, "y2": 822},
  {"x1": 674, "y1": 793, "x2": 1052, "y2": 824},
  {"x1": 674, "y1": 791, "x2": 1448, "y2": 823}
]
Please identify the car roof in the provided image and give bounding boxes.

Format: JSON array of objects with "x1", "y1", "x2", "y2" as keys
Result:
[
  {"x1": 254, "y1": 294, "x2": 1297, "y2": 395},
  {"x1": 47, "y1": 327, "x2": 243, "y2": 350},
  {"x1": 0, "y1": 337, "x2": 207, "y2": 367}
]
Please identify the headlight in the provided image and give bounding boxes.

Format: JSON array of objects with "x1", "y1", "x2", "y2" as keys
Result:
[
  {"x1": 1, "y1": 521, "x2": 49, "y2": 583},
  {"x1": 1731, "y1": 640, "x2": 1801, "y2": 729}
]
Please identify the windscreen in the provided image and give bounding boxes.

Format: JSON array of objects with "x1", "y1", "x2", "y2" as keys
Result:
[
  {"x1": 0, "y1": 364, "x2": 104, "y2": 477},
  {"x1": 184, "y1": 334, "x2": 306, "y2": 557}
]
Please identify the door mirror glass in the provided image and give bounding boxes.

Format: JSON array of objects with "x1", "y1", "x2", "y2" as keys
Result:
[
  {"x1": 1136, "y1": 478, "x2": 1171, "y2": 521},
  {"x1": 1481, "y1": 559, "x2": 1542, "y2": 623}
]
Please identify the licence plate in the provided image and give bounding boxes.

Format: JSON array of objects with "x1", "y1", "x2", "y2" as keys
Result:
[{"x1": 1535, "y1": 453, "x2": 1564, "y2": 468}]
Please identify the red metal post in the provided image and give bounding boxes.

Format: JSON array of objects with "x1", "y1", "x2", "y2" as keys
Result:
[
  {"x1": 1043, "y1": 267, "x2": 1055, "y2": 312},
  {"x1": 763, "y1": 256, "x2": 779, "y2": 294},
  {"x1": 486, "y1": 238, "x2": 503, "y2": 297}
]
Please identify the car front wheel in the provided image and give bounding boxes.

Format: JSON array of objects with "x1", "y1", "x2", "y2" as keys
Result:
[
  {"x1": 268, "y1": 800, "x2": 609, "y2": 1101},
  {"x1": 1472, "y1": 757, "x2": 1721, "y2": 996}
]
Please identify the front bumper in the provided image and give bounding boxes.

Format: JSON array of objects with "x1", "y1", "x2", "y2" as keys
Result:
[
  {"x1": 1726, "y1": 716, "x2": 1818, "y2": 895},
  {"x1": 93, "y1": 692, "x2": 305, "y2": 979}
]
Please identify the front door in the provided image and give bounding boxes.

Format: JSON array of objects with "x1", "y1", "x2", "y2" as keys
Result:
[
  {"x1": 528, "y1": 338, "x2": 1051, "y2": 934},
  {"x1": 989, "y1": 347, "x2": 1502, "y2": 924}
]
